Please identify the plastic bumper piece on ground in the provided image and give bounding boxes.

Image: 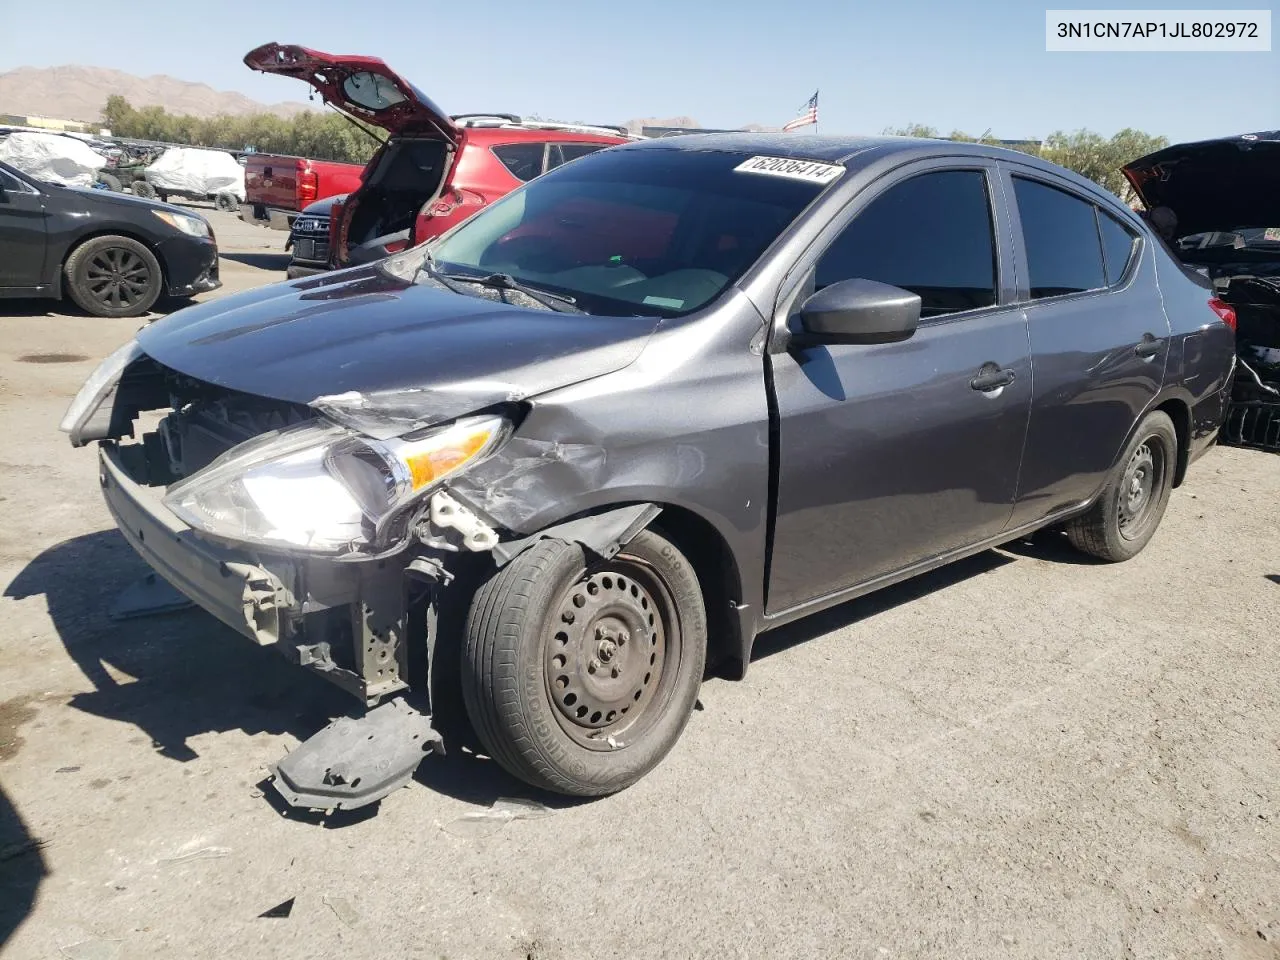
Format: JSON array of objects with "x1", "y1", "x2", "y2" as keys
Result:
[{"x1": 270, "y1": 698, "x2": 444, "y2": 810}]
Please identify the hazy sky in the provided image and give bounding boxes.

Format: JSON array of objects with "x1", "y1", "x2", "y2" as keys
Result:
[{"x1": 2, "y1": 0, "x2": 1276, "y2": 143}]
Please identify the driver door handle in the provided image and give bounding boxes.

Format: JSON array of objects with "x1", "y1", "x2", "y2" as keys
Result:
[
  {"x1": 970, "y1": 365, "x2": 1016, "y2": 392},
  {"x1": 1134, "y1": 333, "x2": 1165, "y2": 359}
]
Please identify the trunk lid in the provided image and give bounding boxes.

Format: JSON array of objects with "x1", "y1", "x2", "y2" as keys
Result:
[
  {"x1": 1123, "y1": 131, "x2": 1280, "y2": 238},
  {"x1": 244, "y1": 43, "x2": 460, "y2": 144}
]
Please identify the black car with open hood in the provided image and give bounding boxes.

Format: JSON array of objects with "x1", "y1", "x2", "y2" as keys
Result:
[{"x1": 1125, "y1": 132, "x2": 1280, "y2": 451}]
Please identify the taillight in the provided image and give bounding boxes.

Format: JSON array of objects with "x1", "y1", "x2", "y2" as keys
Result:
[
  {"x1": 299, "y1": 170, "x2": 318, "y2": 205},
  {"x1": 1208, "y1": 297, "x2": 1237, "y2": 331}
]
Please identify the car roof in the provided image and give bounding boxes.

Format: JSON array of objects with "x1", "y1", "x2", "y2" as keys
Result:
[{"x1": 615, "y1": 133, "x2": 1133, "y2": 212}]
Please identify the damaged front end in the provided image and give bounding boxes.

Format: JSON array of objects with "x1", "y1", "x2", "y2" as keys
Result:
[{"x1": 61, "y1": 348, "x2": 657, "y2": 809}]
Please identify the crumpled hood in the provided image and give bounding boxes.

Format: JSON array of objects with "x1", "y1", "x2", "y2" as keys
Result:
[
  {"x1": 136, "y1": 267, "x2": 659, "y2": 430},
  {"x1": 1123, "y1": 131, "x2": 1280, "y2": 237}
]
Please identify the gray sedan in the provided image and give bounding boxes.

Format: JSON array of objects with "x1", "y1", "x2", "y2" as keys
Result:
[{"x1": 61, "y1": 134, "x2": 1236, "y2": 805}]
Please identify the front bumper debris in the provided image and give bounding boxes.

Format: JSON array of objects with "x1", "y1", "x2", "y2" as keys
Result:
[
  {"x1": 270, "y1": 698, "x2": 443, "y2": 810},
  {"x1": 99, "y1": 443, "x2": 288, "y2": 645}
]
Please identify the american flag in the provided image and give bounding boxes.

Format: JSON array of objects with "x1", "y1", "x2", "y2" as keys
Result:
[{"x1": 783, "y1": 91, "x2": 819, "y2": 132}]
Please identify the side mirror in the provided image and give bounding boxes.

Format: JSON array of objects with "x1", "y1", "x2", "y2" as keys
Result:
[{"x1": 792, "y1": 278, "x2": 921, "y2": 346}]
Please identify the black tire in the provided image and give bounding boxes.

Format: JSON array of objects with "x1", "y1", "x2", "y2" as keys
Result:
[
  {"x1": 131, "y1": 180, "x2": 156, "y2": 199},
  {"x1": 462, "y1": 530, "x2": 707, "y2": 796},
  {"x1": 63, "y1": 236, "x2": 163, "y2": 318},
  {"x1": 214, "y1": 192, "x2": 238, "y2": 213},
  {"x1": 1066, "y1": 410, "x2": 1177, "y2": 562},
  {"x1": 98, "y1": 173, "x2": 122, "y2": 192}
]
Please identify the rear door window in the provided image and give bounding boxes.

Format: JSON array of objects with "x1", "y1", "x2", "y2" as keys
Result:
[
  {"x1": 491, "y1": 143, "x2": 545, "y2": 182},
  {"x1": 814, "y1": 169, "x2": 997, "y2": 318},
  {"x1": 1097, "y1": 209, "x2": 1138, "y2": 285},
  {"x1": 546, "y1": 143, "x2": 609, "y2": 172},
  {"x1": 1013, "y1": 176, "x2": 1106, "y2": 298}
]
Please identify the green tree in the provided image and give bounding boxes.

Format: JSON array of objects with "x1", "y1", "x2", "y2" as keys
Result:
[
  {"x1": 97, "y1": 97, "x2": 379, "y2": 164},
  {"x1": 882, "y1": 123, "x2": 1168, "y2": 200}
]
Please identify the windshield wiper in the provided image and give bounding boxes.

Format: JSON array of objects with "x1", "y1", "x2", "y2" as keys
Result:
[{"x1": 434, "y1": 271, "x2": 583, "y2": 313}]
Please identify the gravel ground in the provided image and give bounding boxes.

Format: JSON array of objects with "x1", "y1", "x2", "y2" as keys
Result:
[{"x1": 1, "y1": 207, "x2": 1278, "y2": 960}]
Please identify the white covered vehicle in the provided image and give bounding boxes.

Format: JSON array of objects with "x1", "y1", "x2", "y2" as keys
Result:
[
  {"x1": 136, "y1": 147, "x2": 246, "y2": 209},
  {"x1": 0, "y1": 131, "x2": 108, "y2": 188}
]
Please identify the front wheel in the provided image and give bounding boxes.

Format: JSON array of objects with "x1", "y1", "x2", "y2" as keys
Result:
[
  {"x1": 63, "y1": 235, "x2": 163, "y2": 318},
  {"x1": 462, "y1": 530, "x2": 707, "y2": 796},
  {"x1": 1066, "y1": 410, "x2": 1177, "y2": 562}
]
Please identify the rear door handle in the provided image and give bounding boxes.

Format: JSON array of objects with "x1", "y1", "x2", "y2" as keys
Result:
[
  {"x1": 971, "y1": 365, "x2": 1016, "y2": 392},
  {"x1": 1134, "y1": 333, "x2": 1165, "y2": 359}
]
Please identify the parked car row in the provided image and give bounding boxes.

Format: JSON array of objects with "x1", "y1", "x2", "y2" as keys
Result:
[
  {"x1": 0, "y1": 158, "x2": 219, "y2": 316},
  {"x1": 60, "y1": 127, "x2": 1240, "y2": 809}
]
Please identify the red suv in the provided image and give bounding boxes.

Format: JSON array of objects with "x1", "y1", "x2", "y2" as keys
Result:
[{"x1": 245, "y1": 44, "x2": 632, "y2": 276}]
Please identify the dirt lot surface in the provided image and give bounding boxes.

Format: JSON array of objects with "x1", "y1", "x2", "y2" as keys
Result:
[{"x1": 1, "y1": 206, "x2": 1278, "y2": 959}]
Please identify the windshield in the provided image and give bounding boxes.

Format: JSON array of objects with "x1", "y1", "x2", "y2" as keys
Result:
[{"x1": 425, "y1": 148, "x2": 837, "y2": 317}]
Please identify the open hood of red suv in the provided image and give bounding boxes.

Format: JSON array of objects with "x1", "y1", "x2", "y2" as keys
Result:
[{"x1": 244, "y1": 43, "x2": 459, "y2": 143}]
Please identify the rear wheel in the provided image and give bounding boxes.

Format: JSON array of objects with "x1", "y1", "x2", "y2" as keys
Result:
[
  {"x1": 462, "y1": 530, "x2": 707, "y2": 796},
  {"x1": 215, "y1": 192, "x2": 238, "y2": 213},
  {"x1": 131, "y1": 180, "x2": 156, "y2": 199},
  {"x1": 1066, "y1": 410, "x2": 1177, "y2": 562},
  {"x1": 64, "y1": 236, "x2": 163, "y2": 318},
  {"x1": 98, "y1": 173, "x2": 122, "y2": 192}
]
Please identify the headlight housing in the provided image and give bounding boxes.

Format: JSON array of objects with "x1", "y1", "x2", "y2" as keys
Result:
[
  {"x1": 152, "y1": 210, "x2": 211, "y2": 238},
  {"x1": 163, "y1": 414, "x2": 508, "y2": 554},
  {"x1": 59, "y1": 338, "x2": 143, "y2": 446}
]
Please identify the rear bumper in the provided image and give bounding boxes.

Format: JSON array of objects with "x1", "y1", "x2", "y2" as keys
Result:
[
  {"x1": 159, "y1": 237, "x2": 220, "y2": 297},
  {"x1": 240, "y1": 204, "x2": 296, "y2": 231},
  {"x1": 286, "y1": 261, "x2": 329, "y2": 280}
]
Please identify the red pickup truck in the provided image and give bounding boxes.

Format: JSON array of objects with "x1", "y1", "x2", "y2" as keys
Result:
[{"x1": 240, "y1": 153, "x2": 364, "y2": 230}]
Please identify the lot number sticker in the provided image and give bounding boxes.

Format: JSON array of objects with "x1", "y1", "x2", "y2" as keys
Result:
[{"x1": 734, "y1": 156, "x2": 845, "y2": 184}]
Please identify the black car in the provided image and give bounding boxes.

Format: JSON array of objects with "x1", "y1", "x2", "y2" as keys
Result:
[
  {"x1": 284, "y1": 194, "x2": 340, "y2": 279},
  {"x1": 1124, "y1": 131, "x2": 1280, "y2": 451},
  {"x1": 0, "y1": 160, "x2": 219, "y2": 317},
  {"x1": 62, "y1": 135, "x2": 1235, "y2": 808}
]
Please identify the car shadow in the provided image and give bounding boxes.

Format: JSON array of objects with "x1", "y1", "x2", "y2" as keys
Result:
[
  {"x1": 220, "y1": 251, "x2": 290, "y2": 271},
  {"x1": 0, "y1": 300, "x2": 57, "y2": 317},
  {"x1": 4, "y1": 530, "x2": 350, "y2": 764},
  {"x1": 996, "y1": 527, "x2": 1107, "y2": 565},
  {"x1": 750, "y1": 550, "x2": 1014, "y2": 663},
  {"x1": 0, "y1": 785, "x2": 46, "y2": 949},
  {"x1": 4, "y1": 529, "x2": 549, "y2": 818}
]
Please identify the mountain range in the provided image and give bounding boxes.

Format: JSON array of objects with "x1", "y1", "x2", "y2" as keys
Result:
[{"x1": 0, "y1": 66, "x2": 766, "y2": 133}]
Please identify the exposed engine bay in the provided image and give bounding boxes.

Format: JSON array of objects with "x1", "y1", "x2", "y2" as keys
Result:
[{"x1": 1199, "y1": 268, "x2": 1280, "y2": 451}]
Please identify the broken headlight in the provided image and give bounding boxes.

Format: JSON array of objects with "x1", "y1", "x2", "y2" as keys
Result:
[{"x1": 163, "y1": 415, "x2": 509, "y2": 554}]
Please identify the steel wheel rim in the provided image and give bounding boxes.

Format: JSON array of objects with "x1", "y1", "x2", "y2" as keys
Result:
[
  {"x1": 85, "y1": 248, "x2": 151, "y2": 310},
  {"x1": 543, "y1": 557, "x2": 681, "y2": 751},
  {"x1": 1117, "y1": 437, "x2": 1164, "y2": 540}
]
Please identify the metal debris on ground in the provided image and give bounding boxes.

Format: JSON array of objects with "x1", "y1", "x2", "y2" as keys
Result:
[
  {"x1": 323, "y1": 894, "x2": 360, "y2": 927},
  {"x1": 258, "y1": 897, "x2": 295, "y2": 918},
  {"x1": 160, "y1": 845, "x2": 231, "y2": 864},
  {"x1": 443, "y1": 797, "x2": 554, "y2": 838}
]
